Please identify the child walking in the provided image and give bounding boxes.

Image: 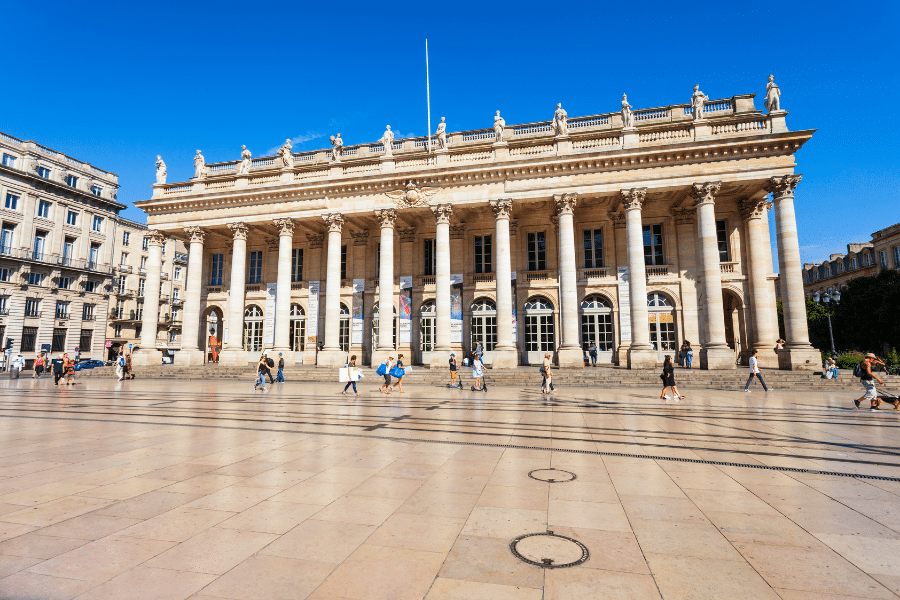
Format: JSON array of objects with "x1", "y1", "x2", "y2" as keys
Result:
[{"x1": 448, "y1": 353, "x2": 462, "y2": 388}]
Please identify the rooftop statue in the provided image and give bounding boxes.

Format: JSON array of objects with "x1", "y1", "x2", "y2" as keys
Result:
[
  {"x1": 278, "y1": 139, "x2": 294, "y2": 168},
  {"x1": 329, "y1": 133, "x2": 343, "y2": 162},
  {"x1": 493, "y1": 111, "x2": 505, "y2": 142},
  {"x1": 765, "y1": 75, "x2": 781, "y2": 113},
  {"x1": 237, "y1": 145, "x2": 252, "y2": 175},
  {"x1": 435, "y1": 117, "x2": 447, "y2": 150},
  {"x1": 155, "y1": 155, "x2": 167, "y2": 185},
  {"x1": 193, "y1": 150, "x2": 206, "y2": 179},
  {"x1": 621, "y1": 94, "x2": 634, "y2": 129},
  {"x1": 691, "y1": 85, "x2": 708, "y2": 121},
  {"x1": 552, "y1": 103, "x2": 568, "y2": 137},
  {"x1": 381, "y1": 125, "x2": 395, "y2": 157}
]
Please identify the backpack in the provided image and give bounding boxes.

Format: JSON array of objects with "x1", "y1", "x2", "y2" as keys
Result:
[
  {"x1": 853, "y1": 362, "x2": 866, "y2": 378},
  {"x1": 118, "y1": 356, "x2": 125, "y2": 367},
  {"x1": 266, "y1": 357, "x2": 275, "y2": 368}
]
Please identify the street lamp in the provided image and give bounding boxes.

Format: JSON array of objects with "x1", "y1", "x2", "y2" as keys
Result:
[{"x1": 812, "y1": 289, "x2": 841, "y2": 355}]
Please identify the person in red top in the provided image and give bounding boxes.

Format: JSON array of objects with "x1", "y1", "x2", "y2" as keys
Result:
[
  {"x1": 33, "y1": 355, "x2": 45, "y2": 378},
  {"x1": 63, "y1": 353, "x2": 76, "y2": 385}
]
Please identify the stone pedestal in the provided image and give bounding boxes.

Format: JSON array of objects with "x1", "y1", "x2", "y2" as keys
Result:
[
  {"x1": 778, "y1": 347, "x2": 820, "y2": 371},
  {"x1": 627, "y1": 348, "x2": 657, "y2": 369},
  {"x1": 235, "y1": 175, "x2": 249, "y2": 188},
  {"x1": 754, "y1": 348, "x2": 779, "y2": 370},
  {"x1": 218, "y1": 350, "x2": 248, "y2": 366},
  {"x1": 131, "y1": 348, "x2": 162, "y2": 367},
  {"x1": 622, "y1": 128, "x2": 638, "y2": 149},
  {"x1": 490, "y1": 349, "x2": 519, "y2": 369},
  {"x1": 379, "y1": 156, "x2": 395, "y2": 172},
  {"x1": 555, "y1": 135, "x2": 571, "y2": 155},
  {"x1": 435, "y1": 147, "x2": 449, "y2": 166},
  {"x1": 692, "y1": 120, "x2": 712, "y2": 140},
  {"x1": 700, "y1": 347, "x2": 735, "y2": 370},
  {"x1": 317, "y1": 349, "x2": 348, "y2": 368},
  {"x1": 769, "y1": 110, "x2": 789, "y2": 133},
  {"x1": 174, "y1": 349, "x2": 205, "y2": 366},
  {"x1": 492, "y1": 141, "x2": 508, "y2": 160},
  {"x1": 557, "y1": 347, "x2": 585, "y2": 368}
]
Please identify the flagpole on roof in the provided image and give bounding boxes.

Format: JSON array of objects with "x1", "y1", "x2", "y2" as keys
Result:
[{"x1": 426, "y1": 38, "x2": 432, "y2": 155}]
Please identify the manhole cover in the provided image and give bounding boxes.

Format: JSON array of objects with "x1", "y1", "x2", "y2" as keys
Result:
[
  {"x1": 528, "y1": 468, "x2": 576, "y2": 483},
  {"x1": 509, "y1": 531, "x2": 589, "y2": 568}
]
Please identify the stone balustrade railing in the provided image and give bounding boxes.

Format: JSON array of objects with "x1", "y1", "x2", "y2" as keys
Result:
[{"x1": 0, "y1": 132, "x2": 119, "y2": 185}]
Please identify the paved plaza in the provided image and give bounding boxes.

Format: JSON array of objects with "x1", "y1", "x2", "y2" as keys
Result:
[{"x1": 1, "y1": 377, "x2": 900, "y2": 599}]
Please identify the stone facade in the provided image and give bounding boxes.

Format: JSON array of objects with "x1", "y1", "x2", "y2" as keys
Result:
[
  {"x1": 802, "y1": 222, "x2": 900, "y2": 298},
  {"x1": 134, "y1": 86, "x2": 819, "y2": 370}
]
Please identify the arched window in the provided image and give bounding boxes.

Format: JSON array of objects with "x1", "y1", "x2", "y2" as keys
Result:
[
  {"x1": 372, "y1": 303, "x2": 396, "y2": 350},
  {"x1": 289, "y1": 304, "x2": 305, "y2": 352},
  {"x1": 524, "y1": 297, "x2": 555, "y2": 361},
  {"x1": 580, "y1": 295, "x2": 614, "y2": 358},
  {"x1": 339, "y1": 303, "x2": 350, "y2": 352},
  {"x1": 243, "y1": 305, "x2": 263, "y2": 351},
  {"x1": 420, "y1": 300, "x2": 436, "y2": 352},
  {"x1": 647, "y1": 292, "x2": 676, "y2": 361},
  {"x1": 470, "y1": 298, "x2": 497, "y2": 352}
]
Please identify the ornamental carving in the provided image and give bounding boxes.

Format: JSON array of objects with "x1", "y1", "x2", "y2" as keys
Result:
[
  {"x1": 765, "y1": 174, "x2": 802, "y2": 198},
  {"x1": 147, "y1": 229, "x2": 168, "y2": 247},
  {"x1": 184, "y1": 226, "x2": 207, "y2": 244},
  {"x1": 611, "y1": 212, "x2": 626, "y2": 229},
  {"x1": 431, "y1": 203, "x2": 453, "y2": 225},
  {"x1": 509, "y1": 220, "x2": 519, "y2": 236},
  {"x1": 265, "y1": 237, "x2": 279, "y2": 251},
  {"x1": 351, "y1": 231, "x2": 370, "y2": 246},
  {"x1": 323, "y1": 213, "x2": 344, "y2": 233},
  {"x1": 227, "y1": 222, "x2": 249, "y2": 241},
  {"x1": 306, "y1": 233, "x2": 324, "y2": 249},
  {"x1": 620, "y1": 188, "x2": 647, "y2": 211},
  {"x1": 375, "y1": 209, "x2": 397, "y2": 228},
  {"x1": 690, "y1": 182, "x2": 722, "y2": 206},
  {"x1": 273, "y1": 218, "x2": 295, "y2": 237},
  {"x1": 673, "y1": 209, "x2": 695, "y2": 226},
  {"x1": 490, "y1": 199, "x2": 513, "y2": 220},
  {"x1": 385, "y1": 180, "x2": 440, "y2": 209},
  {"x1": 450, "y1": 224, "x2": 466, "y2": 240},
  {"x1": 554, "y1": 193, "x2": 578, "y2": 216},
  {"x1": 738, "y1": 198, "x2": 768, "y2": 220},
  {"x1": 398, "y1": 227, "x2": 416, "y2": 243}
]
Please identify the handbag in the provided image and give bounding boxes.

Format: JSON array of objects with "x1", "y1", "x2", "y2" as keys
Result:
[
  {"x1": 376, "y1": 362, "x2": 387, "y2": 376},
  {"x1": 390, "y1": 366, "x2": 405, "y2": 379}
]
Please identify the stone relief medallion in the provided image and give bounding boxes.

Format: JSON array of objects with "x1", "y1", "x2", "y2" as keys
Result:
[{"x1": 385, "y1": 180, "x2": 440, "y2": 209}]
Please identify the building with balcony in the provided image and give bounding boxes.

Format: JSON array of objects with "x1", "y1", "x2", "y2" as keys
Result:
[
  {"x1": 132, "y1": 81, "x2": 820, "y2": 371},
  {"x1": 802, "y1": 222, "x2": 900, "y2": 298}
]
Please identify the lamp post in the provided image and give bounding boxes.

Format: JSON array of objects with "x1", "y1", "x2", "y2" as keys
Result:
[{"x1": 812, "y1": 289, "x2": 840, "y2": 355}]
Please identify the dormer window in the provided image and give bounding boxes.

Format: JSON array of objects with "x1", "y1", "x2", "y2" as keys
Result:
[{"x1": 65, "y1": 174, "x2": 78, "y2": 188}]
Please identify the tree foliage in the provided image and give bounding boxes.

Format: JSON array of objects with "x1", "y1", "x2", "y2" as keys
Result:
[{"x1": 828, "y1": 270, "x2": 900, "y2": 353}]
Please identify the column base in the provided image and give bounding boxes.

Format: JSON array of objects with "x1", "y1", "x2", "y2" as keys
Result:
[
  {"x1": 272, "y1": 349, "x2": 295, "y2": 367},
  {"x1": 699, "y1": 346, "x2": 736, "y2": 370},
  {"x1": 317, "y1": 349, "x2": 349, "y2": 368},
  {"x1": 490, "y1": 347, "x2": 519, "y2": 369},
  {"x1": 556, "y1": 347, "x2": 585, "y2": 369},
  {"x1": 131, "y1": 348, "x2": 162, "y2": 367},
  {"x1": 429, "y1": 348, "x2": 453, "y2": 370},
  {"x1": 778, "y1": 346, "x2": 821, "y2": 371},
  {"x1": 627, "y1": 347, "x2": 657, "y2": 369},
  {"x1": 752, "y1": 347, "x2": 779, "y2": 370},
  {"x1": 218, "y1": 349, "x2": 249, "y2": 366},
  {"x1": 175, "y1": 349, "x2": 206, "y2": 366},
  {"x1": 370, "y1": 350, "x2": 399, "y2": 370}
]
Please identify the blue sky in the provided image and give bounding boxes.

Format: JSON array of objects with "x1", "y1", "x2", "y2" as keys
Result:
[{"x1": 1, "y1": 0, "x2": 897, "y2": 266}]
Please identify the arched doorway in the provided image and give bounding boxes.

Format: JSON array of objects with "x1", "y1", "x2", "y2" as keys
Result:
[
  {"x1": 524, "y1": 296, "x2": 555, "y2": 365},
  {"x1": 243, "y1": 305, "x2": 264, "y2": 352},
  {"x1": 419, "y1": 300, "x2": 435, "y2": 364},
  {"x1": 372, "y1": 303, "x2": 397, "y2": 350},
  {"x1": 581, "y1": 295, "x2": 614, "y2": 364},
  {"x1": 648, "y1": 292, "x2": 677, "y2": 363},
  {"x1": 202, "y1": 306, "x2": 224, "y2": 363},
  {"x1": 470, "y1": 298, "x2": 497, "y2": 364},
  {"x1": 722, "y1": 289, "x2": 747, "y2": 365},
  {"x1": 289, "y1": 304, "x2": 305, "y2": 352}
]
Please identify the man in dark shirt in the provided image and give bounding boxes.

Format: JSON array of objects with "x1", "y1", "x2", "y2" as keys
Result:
[
  {"x1": 448, "y1": 353, "x2": 461, "y2": 389},
  {"x1": 854, "y1": 353, "x2": 891, "y2": 410}
]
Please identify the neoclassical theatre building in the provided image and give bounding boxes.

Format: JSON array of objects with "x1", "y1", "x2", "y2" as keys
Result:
[{"x1": 134, "y1": 82, "x2": 819, "y2": 370}]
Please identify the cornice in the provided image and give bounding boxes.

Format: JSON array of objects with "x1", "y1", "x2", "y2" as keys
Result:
[{"x1": 0, "y1": 164, "x2": 126, "y2": 212}]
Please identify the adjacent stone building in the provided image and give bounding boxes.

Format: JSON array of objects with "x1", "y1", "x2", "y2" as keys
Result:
[
  {"x1": 803, "y1": 222, "x2": 900, "y2": 298},
  {"x1": 133, "y1": 82, "x2": 820, "y2": 370}
]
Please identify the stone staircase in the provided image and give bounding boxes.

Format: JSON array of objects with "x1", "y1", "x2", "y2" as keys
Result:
[{"x1": 74, "y1": 364, "x2": 900, "y2": 393}]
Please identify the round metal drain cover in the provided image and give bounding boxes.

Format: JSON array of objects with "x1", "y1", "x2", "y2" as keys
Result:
[
  {"x1": 509, "y1": 531, "x2": 589, "y2": 568},
  {"x1": 528, "y1": 468, "x2": 576, "y2": 483}
]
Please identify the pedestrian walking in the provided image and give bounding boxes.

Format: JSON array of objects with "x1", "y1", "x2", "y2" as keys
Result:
[
  {"x1": 744, "y1": 349, "x2": 770, "y2": 392},
  {"x1": 589, "y1": 343, "x2": 598, "y2": 367},
  {"x1": 125, "y1": 353, "x2": 135, "y2": 379},
  {"x1": 471, "y1": 354, "x2": 486, "y2": 391},
  {"x1": 253, "y1": 353, "x2": 269, "y2": 393},
  {"x1": 660, "y1": 355, "x2": 685, "y2": 401},
  {"x1": 33, "y1": 354, "x2": 45, "y2": 378},
  {"x1": 447, "y1": 353, "x2": 462, "y2": 388},
  {"x1": 683, "y1": 342, "x2": 693, "y2": 369},
  {"x1": 342, "y1": 355, "x2": 361, "y2": 396},
  {"x1": 276, "y1": 353, "x2": 285, "y2": 383},
  {"x1": 391, "y1": 354, "x2": 406, "y2": 394},
  {"x1": 379, "y1": 355, "x2": 394, "y2": 394},
  {"x1": 115, "y1": 352, "x2": 126, "y2": 381},
  {"x1": 63, "y1": 353, "x2": 76, "y2": 385},
  {"x1": 854, "y1": 353, "x2": 892, "y2": 410},
  {"x1": 262, "y1": 350, "x2": 276, "y2": 384},
  {"x1": 474, "y1": 339, "x2": 483, "y2": 361},
  {"x1": 540, "y1": 354, "x2": 553, "y2": 394}
]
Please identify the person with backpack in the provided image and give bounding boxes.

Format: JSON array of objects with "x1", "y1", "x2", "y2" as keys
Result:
[
  {"x1": 589, "y1": 343, "x2": 598, "y2": 367},
  {"x1": 744, "y1": 349, "x2": 770, "y2": 392},
  {"x1": 276, "y1": 353, "x2": 285, "y2": 383},
  {"x1": 379, "y1": 355, "x2": 394, "y2": 394},
  {"x1": 115, "y1": 352, "x2": 126, "y2": 381},
  {"x1": 853, "y1": 353, "x2": 891, "y2": 410},
  {"x1": 253, "y1": 353, "x2": 269, "y2": 393},
  {"x1": 447, "y1": 353, "x2": 462, "y2": 389}
]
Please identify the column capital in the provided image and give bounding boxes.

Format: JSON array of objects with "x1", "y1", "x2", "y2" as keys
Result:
[
  {"x1": 306, "y1": 233, "x2": 324, "y2": 249},
  {"x1": 147, "y1": 230, "x2": 167, "y2": 247},
  {"x1": 273, "y1": 218, "x2": 295, "y2": 237},
  {"x1": 351, "y1": 230, "x2": 370, "y2": 246},
  {"x1": 323, "y1": 213, "x2": 344, "y2": 233},
  {"x1": 620, "y1": 188, "x2": 647, "y2": 211},
  {"x1": 690, "y1": 182, "x2": 722, "y2": 206},
  {"x1": 227, "y1": 222, "x2": 249, "y2": 241},
  {"x1": 490, "y1": 199, "x2": 513, "y2": 220},
  {"x1": 375, "y1": 208, "x2": 397, "y2": 228},
  {"x1": 183, "y1": 226, "x2": 207, "y2": 244},
  {"x1": 553, "y1": 192, "x2": 578, "y2": 215},
  {"x1": 431, "y1": 203, "x2": 453, "y2": 225},
  {"x1": 765, "y1": 174, "x2": 802, "y2": 199},
  {"x1": 739, "y1": 197, "x2": 768, "y2": 220}
]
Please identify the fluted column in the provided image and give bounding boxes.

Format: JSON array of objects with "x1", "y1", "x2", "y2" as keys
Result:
[
  {"x1": 490, "y1": 199, "x2": 517, "y2": 368},
  {"x1": 176, "y1": 226, "x2": 206, "y2": 365},
  {"x1": 429, "y1": 204, "x2": 452, "y2": 368},
  {"x1": 371, "y1": 209, "x2": 396, "y2": 366},
  {"x1": 622, "y1": 189, "x2": 656, "y2": 369},
  {"x1": 554, "y1": 193, "x2": 583, "y2": 368},
  {"x1": 219, "y1": 223, "x2": 248, "y2": 365},
  {"x1": 319, "y1": 213, "x2": 345, "y2": 366},
  {"x1": 273, "y1": 218, "x2": 295, "y2": 364},
  {"x1": 766, "y1": 175, "x2": 819, "y2": 370},
  {"x1": 691, "y1": 182, "x2": 734, "y2": 369},
  {"x1": 740, "y1": 198, "x2": 779, "y2": 369},
  {"x1": 132, "y1": 230, "x2": 166, "y2": 366}
]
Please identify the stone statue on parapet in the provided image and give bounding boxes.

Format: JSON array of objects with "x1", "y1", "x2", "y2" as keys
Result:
[
  {"x1": 691, "y1": 85, "x2": 708, "y2": 121},
  {"x1": 552, "y1": 103, "x2": 568, "y2": 136},
  {"x1": 493, "y1": 111, "x2": 505, "y2": 142},
  {"x1": 193, "y1": 150, "x2": 206, "y2": 179},
  {"x1": 237, "y1": 145, "x2": 252, "y2": 174},
  {"x1": 155, "y1": 155, "x2": 167, "y2": 184},
  {"x1": 381, "y1": 125, "x2": 395, "y2": 157},
  {"x1": 329, "y1": 134, "x2": 343, "y2": 162},
  {"x1": 764, "y1": 75, "x2": 781, "y2": 112},
  {"x1": 621, "y1": 94, "x2": 634, "y2": 129},
  {"x1": 278, "y1": 139, "x2": 294, "y2": 168},
  {"x1": 435, "y1": 117, "x2": 447, "y2": 150}
]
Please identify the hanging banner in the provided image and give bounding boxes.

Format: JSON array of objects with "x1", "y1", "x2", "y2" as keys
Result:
[
  {"x1": 450, "y1": 273, "x2": 463, "y2": 343},
  {"x1": 264, "y1": 283, "x2": 276, "y2": 345},
  {"x1": 617, "y1": 267, "x2": 631, "y2": 343},
  {"x1": 399, "y1": 276, "x2": 412, "y2": 344},
  {"x1": 307, "y1": 281, "x2": 319, "y2": 345},
  {"x1": 511, "y1": 271, "x2": 518, "y2": 343},
  {"x1": 351, "y1": 279, "x2": 365, "y2": 344}
]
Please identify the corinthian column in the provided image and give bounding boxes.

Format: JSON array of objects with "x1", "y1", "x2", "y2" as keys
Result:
[
  {"x1": 622, "y1": 189, "x2": 656, "y2": 369},
  {"x1": 554, "y1": 193, "x2": 584, "y2": 368},
  {"x1": 766, "y1": 175, "x2": 819, "y2": 370},
  {"x1": 132, "y1": 230, "x2": 166, "y2": 366},
  {"x1": 740, "y1": 198, "x2": 779, "y2": 369},
  {"x1": 219, "y1": 222, "x2": 249, "y2": 365},
  {"x1": 273, "y1": 218, "x2": 295, "y2": 364},
  {"x1": 429, "y1": 204, "x2": 453, "y2": 368},
  {"x1": 372, "y1": 209, "x2": 396, "y2": 367},
  {"x1": 691, "y1": 182, "x2": 734, "y2": 369},
  {"x1": 490, "y1": 199, "x2": 517, "y2": 368},
  {"x1": 318, "y1": 213, "x2": 345, "y2": 367},
  {"x1": 176, "y1": 226, "x2": 206, "y2": 365}
]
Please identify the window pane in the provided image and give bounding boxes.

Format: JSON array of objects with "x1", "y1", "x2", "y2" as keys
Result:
[{"x1": 716, "y1": 219, "x2": 730, "y2": 262}]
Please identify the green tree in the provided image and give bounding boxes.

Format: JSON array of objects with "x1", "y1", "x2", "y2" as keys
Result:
[
  {"x1": 805, "y1": 296, "x2": 831, "y2": 352},
  {"x1": 830, "y1": 270, "x2": 900, "y2": 352}
]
